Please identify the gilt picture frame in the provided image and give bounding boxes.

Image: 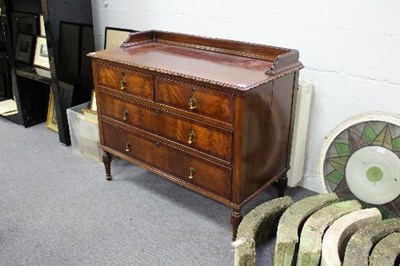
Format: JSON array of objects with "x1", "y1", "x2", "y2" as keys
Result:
[
  {"x1": 88, "y1": 90, "x2": 97, "y2": 112},
  {"x1": 46, "y1": 87, "x2": 58, "y2": 132}
]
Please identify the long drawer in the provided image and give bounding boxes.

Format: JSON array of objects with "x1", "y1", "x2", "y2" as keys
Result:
[
  {"x1": 101, "y1": 122, "x2": 232, "y2": 199},
  {"x1": 99, "y1": 91, "x2": 233, "y2": 162}
]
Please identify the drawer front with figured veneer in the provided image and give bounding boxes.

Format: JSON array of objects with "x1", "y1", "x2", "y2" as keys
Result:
[
  {"x1": 102, "y1": 122, "x2": 231, "y2": 199},
  {"x1": 102, "y1": 122, "x2": 164, "y2": 170},
  {"x1": 99, "y1": 92, "x2": 160, "y2": 134},
  {"x1": 159, "y1": 111, "x2": 232, "y2": 162},
  {"x1": 97, "y1": 64, "x2": 154, "y2": 101},
  {"x1": 100, "y1": 91, "x2": 232, "y2": 161},
  {"x1": 157, "y1": 77, "x2": 234, "y2": 124},
  {"x1": 163, "y1": 146, "x2": 232, "y2": 199}
]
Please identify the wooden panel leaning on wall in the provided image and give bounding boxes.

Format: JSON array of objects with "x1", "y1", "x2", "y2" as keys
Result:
[{"x1": 88, "y1": 30, "x2": 303, "y2": 239}]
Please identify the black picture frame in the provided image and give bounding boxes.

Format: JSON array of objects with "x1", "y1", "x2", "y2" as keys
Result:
[
  {"x1": 15, "y1": 33, "x2": 34, "y2": 64},
  {"x1": 58, "y1": 22, "x2": 80, "y2": 84},
  {"x1": 104, "y1": 27, "x2": 137, "y2": 50},
  {"x1": 0, "y1": 54, "x2": 11, "y2": 98},
  {"x1": 0, "y1": 74, "x2": 6, "y2": 98},
  {"x1": 80, "y1": 25, "x2": 95, "y2": 90},
  {"x1": 59, "y1": 22, "x2": 95, "y2": 90},
  {"x1": 11, "y1": 12, "x2": 39, "y2": 47},
  {"x1": 0, "y1": 23, "x2": 5, "y2": 49}
]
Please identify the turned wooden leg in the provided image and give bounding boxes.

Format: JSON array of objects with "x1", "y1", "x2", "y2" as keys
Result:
[
  {"x1": 231, "y1": 208, "x2": 243, "y2": 240},
  {"x1": 102, "y1": 151, "x2": 112, "y2": 181},
  {"x1": 276, "y1": 174, "x2": 288, "y2": 197}
]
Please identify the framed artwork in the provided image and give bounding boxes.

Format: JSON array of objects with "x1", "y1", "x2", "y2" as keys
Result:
[
  {"x1": 80, "y1": 25, "x2": 95, "y2": 90},
  {"x1": 58, "y1": 81, "x2": 75, "y2": 109},
  {"x1": 46, "y1": 87, "x2": 58, "y2": 132},
  {"x1": 0, "y1": 74, "x2": 5, "y2": 97},
  {"x1": 82, "y1": 108, "x2": 98, "y2": 124},
  {"x1": 34, "y1": 67, "x2": 51, "y2": 78},
  {"x1": 15, "y1": 33, "x2": 34, "y2": 64},
  {"x1": 89, "y1": 90, "x2": 97, "y2": 112},
  {"x1": 39, "y1": 14, "x2": 46, "y2": 37},
  {"x1": 33, "y1": 36, "x2": 50, "y2": 69},
  {"x1": 11, "y1": 12, "x2": 39, "y2": 46},
  {"x1": 0, "y1": 55, "x2": 11, "y2": 98},
  {"x1": 104, "y1": 27, "x2": 137, "y2": 50},
  {"x1": 82, "y1": 90, "x2": 98, "y2": 123},
  {"x1": 59, "y1": 22, "x2": 80, "y2": 83}
]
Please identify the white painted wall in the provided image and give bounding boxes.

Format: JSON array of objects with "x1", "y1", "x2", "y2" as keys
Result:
[{"x1": 91, "y1": 0, "x2": 400, "y2": 193}]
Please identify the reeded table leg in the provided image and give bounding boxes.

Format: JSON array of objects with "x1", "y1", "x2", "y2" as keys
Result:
[
  {"x1": 231, "y1": 208, "x2": 243, "y2": 240},
  {"x1": 102, "y1": 151, "x2": 112, "y2": 181}
]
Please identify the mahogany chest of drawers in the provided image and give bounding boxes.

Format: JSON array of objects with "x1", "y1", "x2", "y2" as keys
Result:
[{"x1": 89, "y1": 30, "x2": 303, "y2": 238}]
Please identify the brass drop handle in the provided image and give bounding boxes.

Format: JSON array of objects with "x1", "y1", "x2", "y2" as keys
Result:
[
  {"x1": 188, "y1": 167, "x2": 196, "y2": 180},
  {"x1": 120, "y1": 78, "x2": 127, "y2": 90},
  {"x1": 188, "y1": 96, "x2": 197, "y2": 110},
  {"x1": 125, "y1": 142, "x2": 131, "y2": 152},
  {"x1": 122, "y1": 109, "x2": 128, "y2": 121},
  {"x1": 188, "y1": 130, "x2": 195, "y2": 145}
]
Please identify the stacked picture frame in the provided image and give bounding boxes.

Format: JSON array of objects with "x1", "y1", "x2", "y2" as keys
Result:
[
  {"x1": 0, "y1": 0, "x2": 96, "y2": 145},
  {"x1": 45, "y1": 21, "x2": 95, "y2": 132},
  {"x1": 58, "y1": 22, "x2": 94, "y2": 91},
  {"x1": 12, "y1": 11, "x2": 50, "y2": 79},
  {"x1": 12, "y1": 12, "x2": 38, "y2": 62},
  {"x1": 0, "y1": 3, "x2": 50, "y2": 127}
]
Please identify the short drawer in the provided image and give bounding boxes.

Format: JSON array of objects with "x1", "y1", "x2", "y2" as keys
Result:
[
  {"x1": 97, "y1": 63, "x2": 153, "y2": 101},
  {"x1": 157, "y1": 77, "x2": 234, "y2": 123},
  {"x1": 99, "y1": 91, "x2": 160, "y2": 135}
]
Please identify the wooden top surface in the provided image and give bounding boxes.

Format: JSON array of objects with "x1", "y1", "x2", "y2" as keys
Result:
[{"x1": 89, "y1": 30, "x2": 302, "y2": 90}]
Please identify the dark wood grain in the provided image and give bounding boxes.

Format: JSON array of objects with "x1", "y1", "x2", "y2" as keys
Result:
[
  {"x1": 158, "y1": 77, "x2": 235, "y2": 123},
  {"x1": 102, "y1": 121, "x2": 231, "y2": 199},
  {"x1": 124, "y1": 30, "x2": 295, "y2": 64},
  {"x1": 97, "y1": 63, "x2": 153, "y2": 101},
  {"x1": 89, "y1": 30, "x2": 302, "y2": 239}
]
